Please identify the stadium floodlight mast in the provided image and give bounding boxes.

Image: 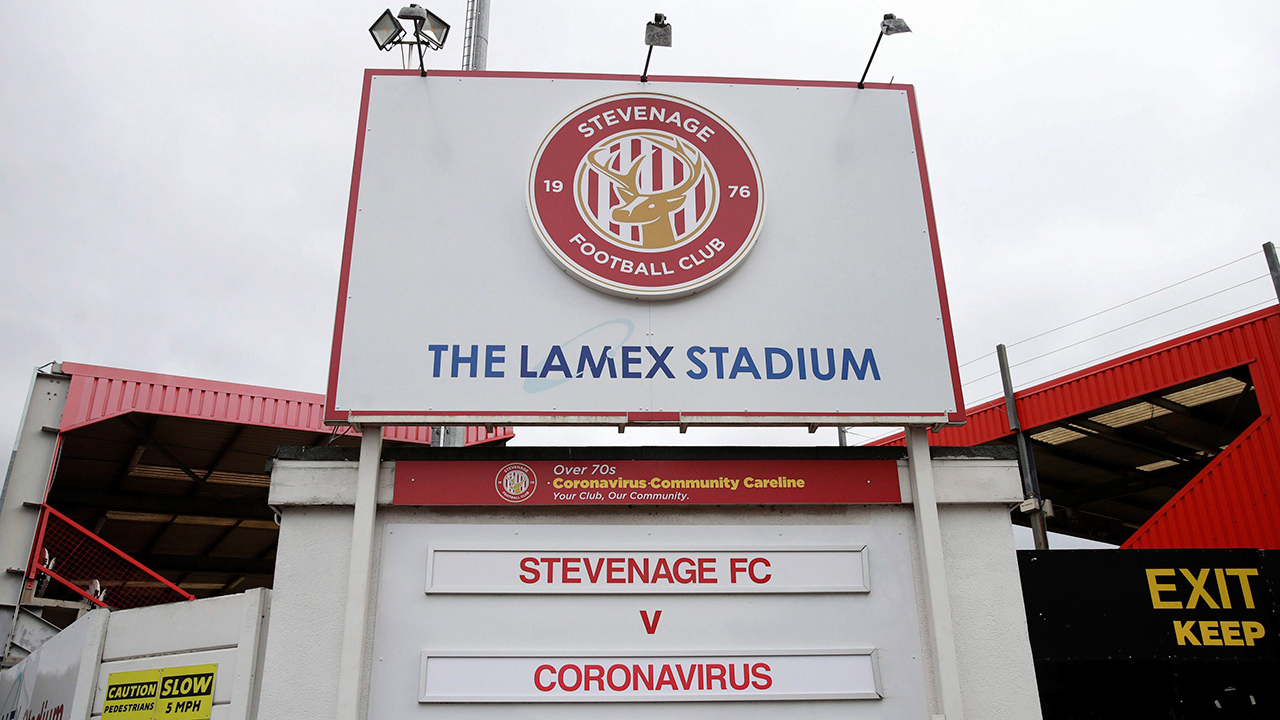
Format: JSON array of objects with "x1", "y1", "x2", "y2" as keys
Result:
[
  {"x1": 369, "y1": 5, "x2": 451, "y2": 76},
  {"x1": 640, "y1": 13, "x2": 671, "y2": 83},
  {"x1": 858, "y1": 13, "x2": 911, "y2": 89}
]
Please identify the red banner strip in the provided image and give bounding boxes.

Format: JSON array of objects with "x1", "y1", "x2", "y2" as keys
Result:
[{"x1": 394, "y1": 459, "x2": 901, "y2": 506}]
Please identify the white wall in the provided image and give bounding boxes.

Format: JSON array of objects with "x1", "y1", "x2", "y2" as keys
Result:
[
  {"x1": 941, "y1": 504, "x2": 1042, "y2": 718},
  {"x1": 257, "y1": 506, "x2": 353, "y2": 720},
  {"x1": 92, "y1": 590, "x2": 271, "y2": 720},
  {"x1": 257, "y1": 458, "x2": 1042, "y2": 720},
  {"x1": 0, "y1": 590, "x2": 270, "y2": 720}
]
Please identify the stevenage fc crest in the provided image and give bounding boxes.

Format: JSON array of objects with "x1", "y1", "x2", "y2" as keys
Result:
[
  {"x1": 495, "y1": 462, "x2": 536, "y2": 503},
  {"x1": 528, "y1": 93, "x2": 764, "y2": 299}
]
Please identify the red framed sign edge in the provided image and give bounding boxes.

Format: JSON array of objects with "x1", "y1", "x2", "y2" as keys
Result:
[{"x1": 325, "y1": 69, "x2": 966, "y2": 427}]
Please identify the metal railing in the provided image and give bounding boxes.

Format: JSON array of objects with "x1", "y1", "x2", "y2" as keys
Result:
[{"x1": 26, "y1": 505, "x2": 194, "y2": 610}]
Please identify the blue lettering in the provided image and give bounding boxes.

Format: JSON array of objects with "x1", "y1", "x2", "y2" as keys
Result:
[
  {"x1": 577, "y1": 346, "x2": 616, "y2": 378},
  {"x1": 841, "y1": 348, "x2": 880, "y2": 380},
  {"x1": 686, "y1": 346, "x2": 708, "y2": 379},
  {"x1": 485, "y1": 345, "x2": 505, "y2": 377},
  {"x1": 709, "y1": 347, "x2": 730, "y2": 379},
  {"x1": 540, "y1": 346, "x2": 572, "y2": 378},
  {"x1": 729, "y1": 347, "x2": 762, "y2": 379},
  {"x1": 622, "y1": 346, "x2": 642, "y2": 379},
  {"x1": 428, "y1": 344, "x2": 447, "y2": 378},
  {"x1": 810, "y1": 348, "x2": 836, "y2": 381},
  {"x1": 645, "y1": 346, "x2": 675, "y2": 378},
  {"x1": 520, "y1": 346, "x2": 538, "y2": 378},
  {"x1": 452, "y1": 344, "x2": 478, "y2": 378},
  {"x1": 455, "y1": 344, "x2": 873, "y2": 382},
  {"x1": 764, "y1": 347, "x2": 792, "y2": 379}
]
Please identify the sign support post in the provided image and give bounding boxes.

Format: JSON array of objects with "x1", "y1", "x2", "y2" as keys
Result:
[
  {"x1": 335, "y1": 426, "x2": 383, "y2": 720},
  {"x1": 906, "y1": 426, "x2": 965, "y2": 720}
]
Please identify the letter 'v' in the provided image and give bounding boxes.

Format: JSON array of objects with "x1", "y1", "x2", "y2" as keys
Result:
[{"x1": 640, "y1": 609, "x2": 662, "y2": 634}]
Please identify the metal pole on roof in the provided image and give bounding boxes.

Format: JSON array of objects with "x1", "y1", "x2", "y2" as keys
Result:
[
  {"x1": 998, "y1": 344, "x2": 1049, "y2": 550},
  {"x1": 1263, "y1": 242, "x2": 1280, "y2": 305},
  {"x1": 461, "y1": 0, "x2": 490, "y2": 71}
]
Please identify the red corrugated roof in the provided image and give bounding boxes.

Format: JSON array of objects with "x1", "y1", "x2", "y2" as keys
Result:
[
  {"x1": 57, "y1": 361, "x2": 513, "y2": 446},
  {"x1": 873, "y1": 305, "x2": 1280, "y2": 549}
]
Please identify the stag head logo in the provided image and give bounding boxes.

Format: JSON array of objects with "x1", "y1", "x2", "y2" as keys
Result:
[{"x1": 576, "y1": 130, "x2": 717, "y2": 251}]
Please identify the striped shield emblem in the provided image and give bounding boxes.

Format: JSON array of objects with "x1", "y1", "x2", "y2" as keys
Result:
[{"x1": 575, "y1": 130, "x2": 718, "y2": 250}]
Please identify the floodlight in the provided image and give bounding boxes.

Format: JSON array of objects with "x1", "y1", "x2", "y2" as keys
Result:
[
  {"x1": 419, "y1": 12, "x2": 450, "y2": 48},
  {"x1": 858, "y1": 13, "x2": 911, "y2": 89},
  {"x1": 399, "y1": 4, "x2": 450, "y2": 50},
  {"x1": 880, "y1": 13, "x2": 911, "y2": 35},
  {"x1": 368, "y1": 4, "x2": 450, "y2": 77},
  {"x1": 645, "y1": 13, "x2": 672, "y2": 47},
  {"x1": 370, "y1": 9, "x2": 406, "y2": 51},
  {"x1": 640, "y1": 13, "x2": 671, "y2": 83}
]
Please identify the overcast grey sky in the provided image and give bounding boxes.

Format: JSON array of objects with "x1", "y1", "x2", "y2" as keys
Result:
[{"x1": 3, "y1": 2, "x2": 1278, "y2": 549}]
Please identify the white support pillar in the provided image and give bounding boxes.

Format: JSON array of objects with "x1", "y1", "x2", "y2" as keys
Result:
[
  {"x1": 906, "y1": 426, "x2": 965, "y2": 720},
  {"x1": 334, "y1": 426, "x2": 383, "y2": 720}
]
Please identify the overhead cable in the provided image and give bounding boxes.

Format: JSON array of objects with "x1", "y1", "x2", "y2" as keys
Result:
[
  {"x1": 963, "y1": 297, "x2": 1275, "y2": 407},
  {"x1": 957, "y1": 250, "x2": 1258, "y2": 370},
  {"x1": 961, "y1": 274, "x2": 1269, "y2": 387}
]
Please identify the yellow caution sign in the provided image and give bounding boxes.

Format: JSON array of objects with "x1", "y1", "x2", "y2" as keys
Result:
[
  {"x1": 155, "y1": 664, "x2": 217, "y2": 719},
  {"x1": 103, "y1": 668, "x2": 160, "y2": 719}
]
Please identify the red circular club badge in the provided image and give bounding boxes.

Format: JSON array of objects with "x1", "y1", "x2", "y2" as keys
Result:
[
  {"x1": 528, "y1": 93, "x2": 765, "y2": 299},
  {"x1": 495, "y1": 462, "x2": 536, "y2": 503}
]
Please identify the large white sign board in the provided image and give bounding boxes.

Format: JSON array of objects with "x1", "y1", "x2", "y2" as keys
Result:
[
  {"x1": 328, "y1": 71, "x2": 964, "y2": 426},
  {"x1": 368, "y1": 524, "x2": 929, "y2": 718}
]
